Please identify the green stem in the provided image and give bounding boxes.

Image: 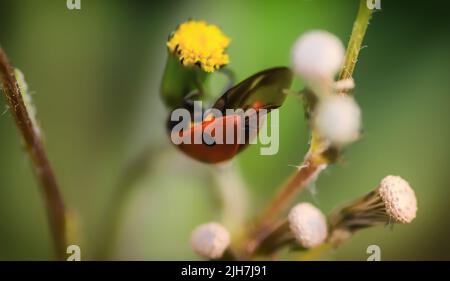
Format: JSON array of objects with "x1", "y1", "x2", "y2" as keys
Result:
[
  {"x1": 96, "y1": 144, "x2": 157, "y2": 259},
  {"x1": 246, "y1": 0, "x2": 374, "y2": 259},
  {"x1": 339, "y1": 0, "x2": 373, "y2": 81}
]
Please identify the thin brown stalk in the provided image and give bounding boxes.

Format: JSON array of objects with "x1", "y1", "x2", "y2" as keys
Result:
[
  {"x1": 259, "y1": 157, "x2": 322, "y2": 226},
  {"x1": 247, "y1": 219, "x2": 290, "y2": 256},
  {"x1": 0, "y1": 47, "x2": 67, "y2": 260},
  {"x1": 246, "y1": 156, "x2": 323, "y2": 256}
]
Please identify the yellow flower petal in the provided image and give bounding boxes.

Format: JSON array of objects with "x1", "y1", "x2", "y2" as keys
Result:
[{"x1": 167, "y1": 20, "x2": 230, "y2": 72}]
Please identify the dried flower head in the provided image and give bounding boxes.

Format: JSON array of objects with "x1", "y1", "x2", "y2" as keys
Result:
[
  {"x1": 329, "y1": 175, "x2": 417, "y2": 245},
  {"x1": 288, "y1": 203, "x2": 328, "y2": 248},
  {"x1": 291, "y1": 30, "x2": 345, "y2": 82},
  {"x1": 378, "y1": 175, "x2": 417, "y2": 224},
  {"x1": 313, "y1": 95, "x2": 361, "y2": 146},
  {"x1": 167, "y1": 20, "x2": 230, "y2": 72},
  {"x1": 190, "y1": 222, "x2": 230, "y2": 259}
]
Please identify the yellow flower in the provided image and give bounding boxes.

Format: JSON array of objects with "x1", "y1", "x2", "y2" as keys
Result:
[{"x1": 167, "y1": 20, "x2": 230, "y2": 73}]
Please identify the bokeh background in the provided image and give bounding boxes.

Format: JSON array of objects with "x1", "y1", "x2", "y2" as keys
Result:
[{"x1": 0, "y1": 0, "x2": 449, "y2": 260}]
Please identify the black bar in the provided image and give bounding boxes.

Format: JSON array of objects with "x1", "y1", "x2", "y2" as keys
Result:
[{"x1": 0, "y1": 261, "x2": 448, "y2": 280}]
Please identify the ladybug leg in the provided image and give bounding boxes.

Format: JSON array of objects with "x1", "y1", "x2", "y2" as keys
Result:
[
  {"x1": 166, "y1": 91, "x2": 205, "y2": 133},
  {"x1": 181, "y1": 91, "x2": 205, "y2": 119}
]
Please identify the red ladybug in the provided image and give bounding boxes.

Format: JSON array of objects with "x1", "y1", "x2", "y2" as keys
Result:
[
  {"x1": 172, "y1": 114, "x2": 242, "y2": 163},
  {"x1": 167, "y1": 67, "x2": 293, "y2": 164}
]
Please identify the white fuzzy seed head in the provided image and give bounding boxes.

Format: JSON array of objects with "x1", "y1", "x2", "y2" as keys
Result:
[
  {"x1": 190, "y1": 222, "x2": 230, "y2": 259},
  {"x1": 288, "y1": 203, "x2": 328, "y2": 248},
  {"x1": 378, "y1": 176, "x2": 417, "y2": 224},
  {"x1": 291, "y1": 30, "x2": 345, "y2": 82},
  {"x1": 313, "y1": 95, "x2": 361, "y2": 146}
]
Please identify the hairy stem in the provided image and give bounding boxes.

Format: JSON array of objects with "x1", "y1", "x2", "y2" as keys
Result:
[
  {"x1": 260, "y1": 157, "x2": 323, "y2": 225},
  {"x1": 247, "y1": 0, "x2": 373, "y2": 257},
  {"x1": 0, "y1": 47, "x2": 67, "y2": 260},
  {"x1": 246, "y1": 156, "x2": 324, "y2": 257},
  {"x1": 339, "y1": 0, "x2": 373, "y2": 81}
]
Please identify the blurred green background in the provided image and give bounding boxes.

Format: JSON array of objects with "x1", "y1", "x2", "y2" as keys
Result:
[{"x1": 0, "y1": 0, "x2": 449, "y2": 260}]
